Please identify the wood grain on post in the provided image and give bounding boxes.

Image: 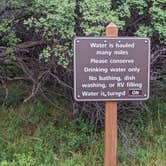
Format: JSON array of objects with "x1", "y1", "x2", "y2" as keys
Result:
[
  {"x1": 106, "y1": 23, "x2": 118, "y2": 37},
  {"x1": 104, "y1": 23, "x2": 118, "y2": 166}
]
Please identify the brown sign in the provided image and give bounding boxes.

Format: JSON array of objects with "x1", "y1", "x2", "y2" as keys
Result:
[{"x1": 74, "y1": 37, "x2": 150, "y2": 101}]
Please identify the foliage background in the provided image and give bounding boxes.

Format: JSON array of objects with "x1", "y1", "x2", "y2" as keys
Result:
[
  {"x1": 0, "y1": 1, "x2": 166, "y2": 165},
  {"x1": 0, "y1": 0, "x2": 166, "y2": 124}
]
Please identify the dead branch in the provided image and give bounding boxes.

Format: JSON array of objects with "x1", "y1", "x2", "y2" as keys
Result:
[{"x1": 16, "y1": 40, "x2": 46, "y2": 49}]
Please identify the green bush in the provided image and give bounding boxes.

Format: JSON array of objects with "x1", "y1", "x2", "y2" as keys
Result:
[{"x1": 1, "y1": 0, "x2": 165, "y2": 68}]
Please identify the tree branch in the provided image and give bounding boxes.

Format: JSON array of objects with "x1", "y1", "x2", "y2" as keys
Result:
[{"x1": 16, "y1": 40, "x2": 46, "y2": 49}]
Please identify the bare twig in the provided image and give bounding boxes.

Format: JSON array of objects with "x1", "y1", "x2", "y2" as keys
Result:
[{"x1": 49, "y1": 71, "x2": 73, "y2": 90}]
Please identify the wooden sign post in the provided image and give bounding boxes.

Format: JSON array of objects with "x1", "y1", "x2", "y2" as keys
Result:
[
  {"x1": 74, "y1": 23, "x2": 150, "y2": 166},
  {"x1": 105, "y1": 23, "x2": 118, "y2": 166}
]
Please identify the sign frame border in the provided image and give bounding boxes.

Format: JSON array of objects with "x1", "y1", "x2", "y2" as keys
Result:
[{"x1": 74, "y1": 37, "x2": 151, "y2": 101}]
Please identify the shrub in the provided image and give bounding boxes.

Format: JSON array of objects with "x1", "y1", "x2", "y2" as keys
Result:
[{"x1": 0, "y1": 0, "x2": 165, "y2": 125}]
